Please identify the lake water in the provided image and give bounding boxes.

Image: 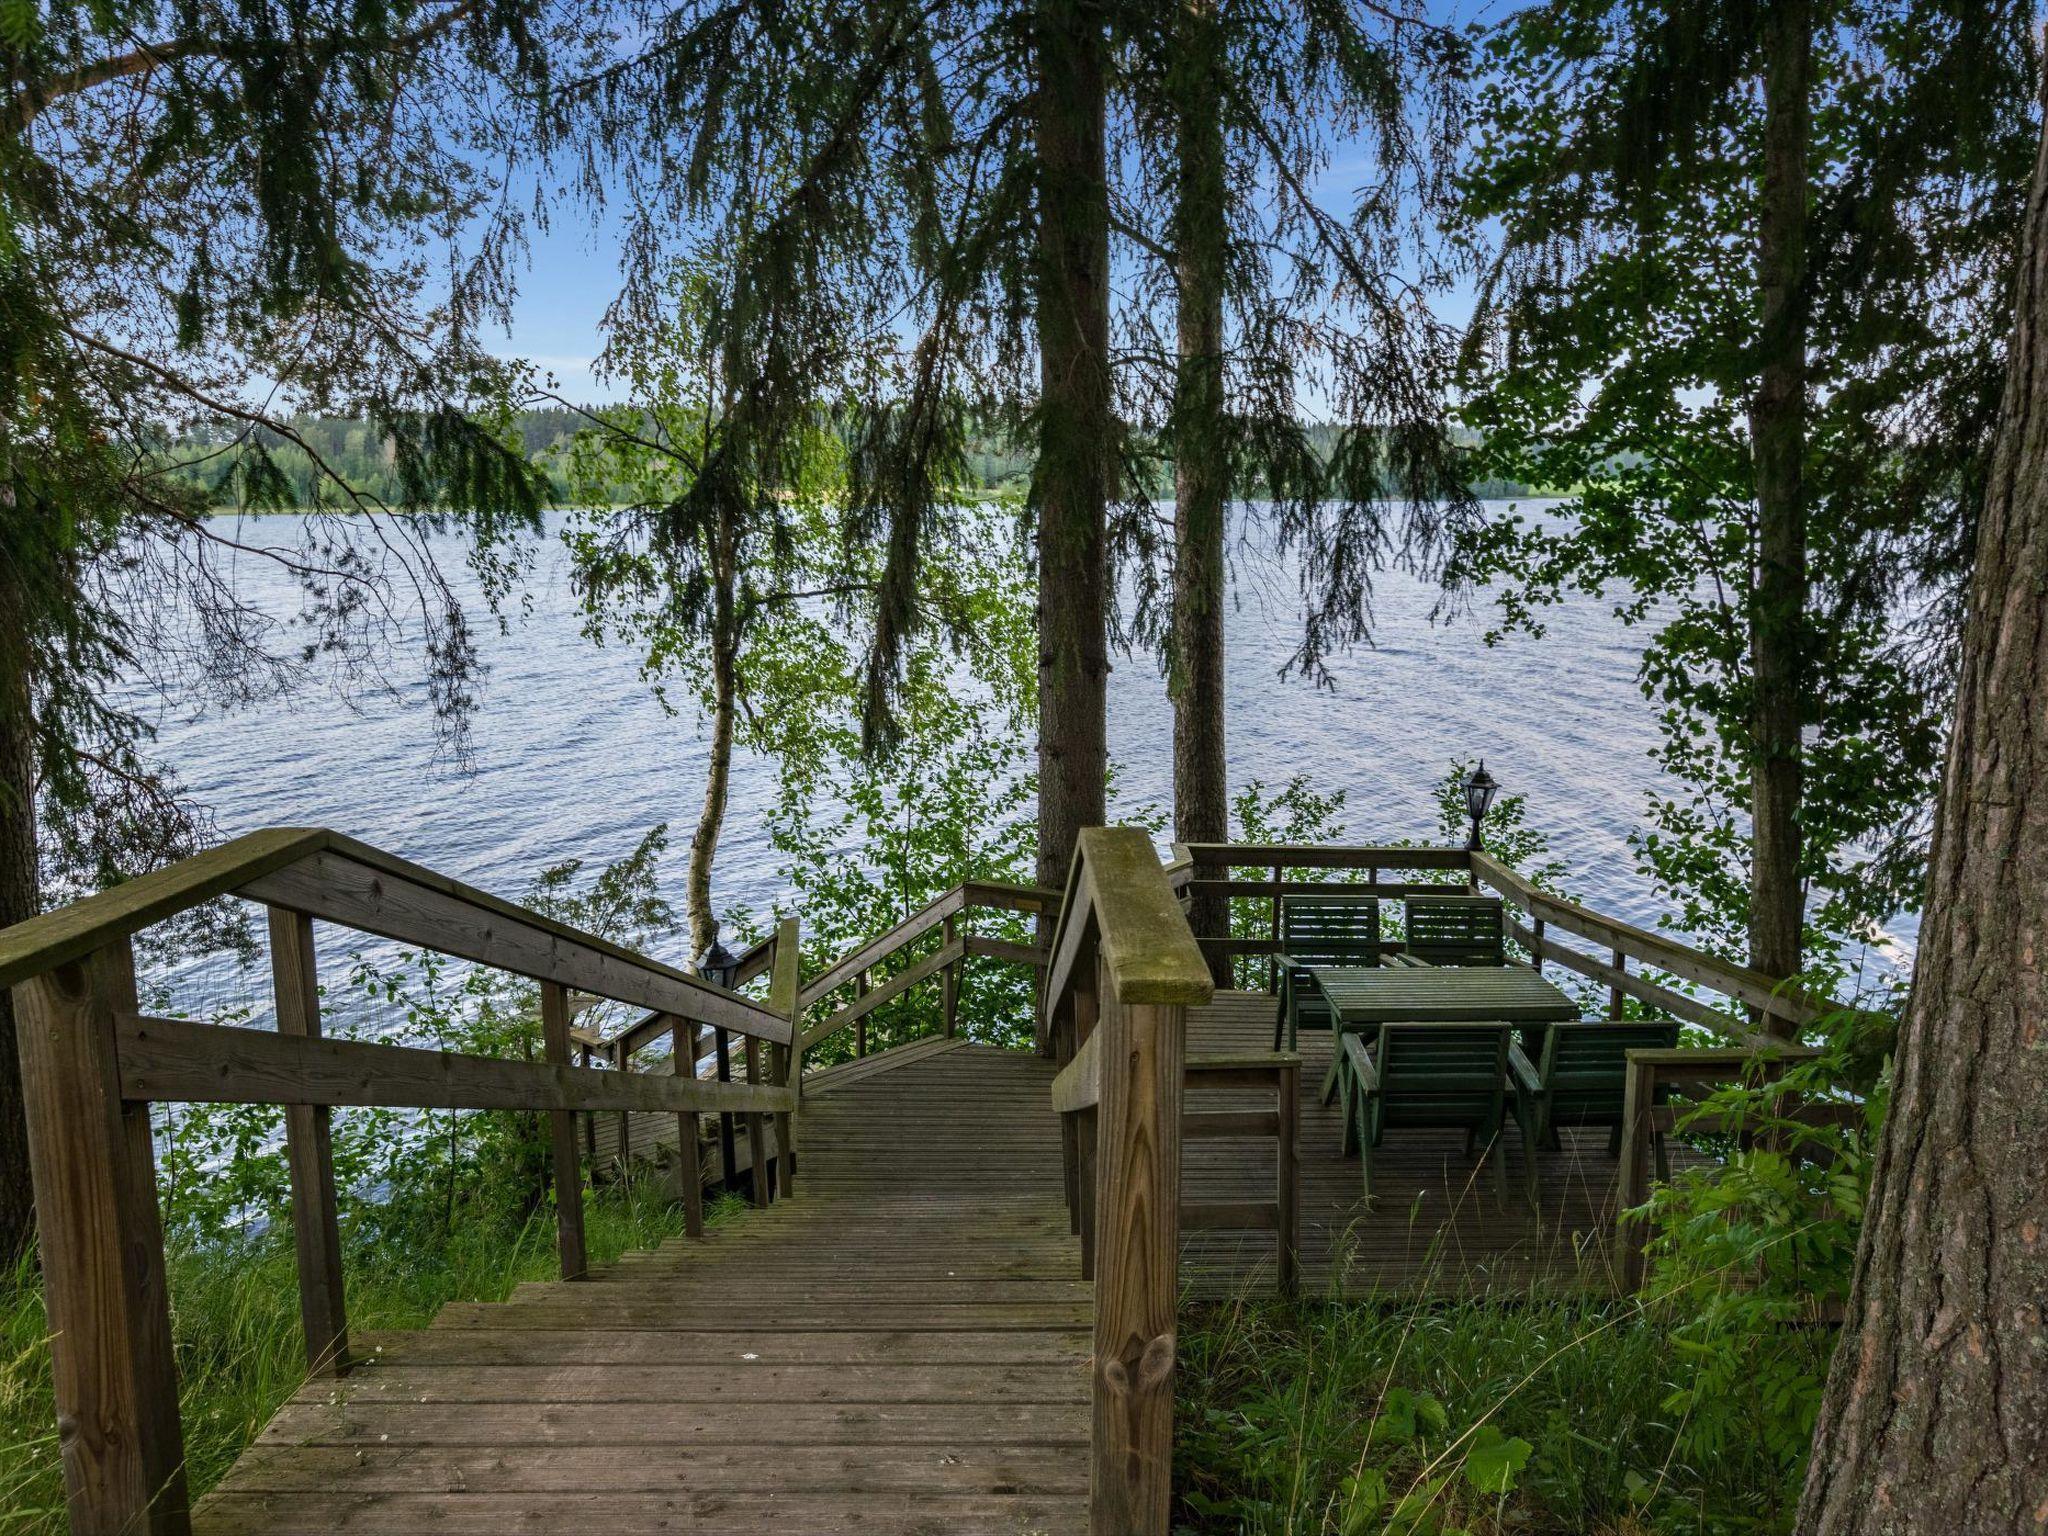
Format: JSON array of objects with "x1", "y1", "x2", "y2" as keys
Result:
[{"x1": 128, "y1": 506, "x2": 1915, "y2": 1021}]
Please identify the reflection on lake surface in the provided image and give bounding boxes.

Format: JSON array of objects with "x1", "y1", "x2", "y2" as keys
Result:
[{"x1": 121, "y1": 505, "x2": 1915, "y2": 1025}]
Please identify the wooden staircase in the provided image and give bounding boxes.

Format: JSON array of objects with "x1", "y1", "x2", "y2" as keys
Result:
[{"x1": 195, "y1": 1041, "x2": 1089, "y2": 1534}]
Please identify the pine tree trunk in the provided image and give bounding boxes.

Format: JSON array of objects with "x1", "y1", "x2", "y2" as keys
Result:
[
  {"x1": 687, "y1": 538, "x2": 739, "y2": 964},
  {"x1": 1169, "y1": 1, "x2": 1231, "y2": 987},
  {"x1": 1746, "y1": 0, "x2": 1810, "y2": 1005},
  {"x1": 1031, "y1": 0, "x2": 1112, "y2": 895},
  {"x1": 0, "y1": 557, "x2": 38, "y2": 1263},
  {"x1": 1795, "y1": 77, "x2": 2048, "y2": 1534}
]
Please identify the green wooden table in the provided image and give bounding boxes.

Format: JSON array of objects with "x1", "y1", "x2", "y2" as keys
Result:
[{"x1": 1309, "y1": 964, "x2": 1579, "y2": 1102}]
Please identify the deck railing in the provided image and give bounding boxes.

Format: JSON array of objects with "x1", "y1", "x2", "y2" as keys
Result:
[
  {"x1": 1168, "y1": 840, "x2": 1845, "y2": 1040},
  {"x1": 1043, "y1": 827, "x2": 1215, "y2": 1535},
  {"x1": 0, "y1": 828, "x2": 797, "y2": 1536}
]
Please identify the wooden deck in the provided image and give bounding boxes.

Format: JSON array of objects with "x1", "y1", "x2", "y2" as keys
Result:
[
  {"x1": 1182, "y1": 990, "x2": 1683, "y2": 1298},
  {"x1": 194, "y1": 1041, "x2": 1089, "y2": 1535}
]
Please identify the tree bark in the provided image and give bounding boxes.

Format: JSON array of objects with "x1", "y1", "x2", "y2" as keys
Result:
[
  {"x1": 1795, "y1": 72, "x2": 2048, "y2": 1534},
  {"x1": 686, "y1": 524, "x2": 739, "y2": 965},
  {"x1": 1746, "y1": 0, "x2": 1810, "y2": 1006},
  {"x1": 1031, "y1": 0, "x2": 1112, "y2": 895},
  {"x1": 0, "y1": 552, "x2": 39, "y2": 1263},
  {"x1": 1169, "y1": 0, "x2": 1232, "y2": 987}
]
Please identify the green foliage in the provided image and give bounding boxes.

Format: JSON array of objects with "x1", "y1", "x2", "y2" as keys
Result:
[
  {"x1": 730, "y1": 501, "x2": 1040, "y2": 1060},
  {"x1": 1636, "y1": 1018, "x2": 1887, "y2": 1521},
  {"x1": 1177, "y1": 1288, "x2": 1812, "y2": 1534},
  {"x1": 1454, "y1": 1, "x2": 2038, "y2": 973}
]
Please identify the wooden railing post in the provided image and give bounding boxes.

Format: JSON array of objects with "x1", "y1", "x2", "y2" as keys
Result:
[
  {"x1": 1610, "y1": 947, "x2": 1627, "y2": 1018},
  {"x1": 268, "y1": 907, "x2": 348, "y2": 1377},
  {"x1": 14, "y1": 940, "x2": 190, "y2": 1534},
  {"x1": 1276, "y1": 1058, "x2": 1300, "y2": 1299},
  {"x1": 1090, "y1": 945, "x2": 1186, "y2": 1534},
  {"x1": 712, "y1": 1025, "x2": 737, "y2": 1193},
  {"x1": 1615, "y1": 1051, "x2": 1658, "y2": 1292},
  {"x1": 769, "y1": 917, "x2": 801, "y2": 1200},
  {"x1": 941, "y1": 914, "x2": 959, "y2": 1038},
  {"x1": 855, "y1": 969, "x2": 870, "y2": 1057},
  {"x1": 1076, "y1": 1106, "x2": 1098, "y2": 1281},
  {"x1": 743, "y1": 1031, "x2": 771, "y2": 1206},
  {"x1": 1061, "y1": 984, "x2": 1097, "y2": 1233},
  {"x1": 669, "y1": 1017, "x2": 705, "y2": 1237},
  {"x1": 540, "y1": 981, "x2": 588, "y2": 1280}
]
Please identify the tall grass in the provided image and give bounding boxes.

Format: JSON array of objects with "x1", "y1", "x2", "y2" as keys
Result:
[
  {"x1": 1176, "y1": 1287, "x2": 1833, "y2": 1535},
  {"x1": 0, "y1": 1182, "x2": 720, "y2": 1536}
]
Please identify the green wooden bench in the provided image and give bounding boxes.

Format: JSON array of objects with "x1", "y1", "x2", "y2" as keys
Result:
[
  {"x1": 1508, "y1": 1022, "x2": 1681, "y2": 1198},
  {"x1": 1338, "y1": 1022, "x2": 1516, "y2": 1202},
  {"x1": 1270, "y1": 893, "x2": 1382, "y2": 1051},
  {"x1": 1403, "y1": 894, "x2": 1506, "y2": 966}
]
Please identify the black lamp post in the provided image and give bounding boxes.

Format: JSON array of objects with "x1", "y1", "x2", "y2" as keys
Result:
[
  {"x1": 1464, "y1": 761, "x2": 1500, "y2": 852},
  {"x1": 696, "y1": 929, "x2": 740, "y2": 1197}
]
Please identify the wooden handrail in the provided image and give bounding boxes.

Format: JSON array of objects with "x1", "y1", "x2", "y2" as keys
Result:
[
  {"x1": 0, "y1": 826, "x2": 791, "y2": 1044},
  {"x1": 1039, "y1": 827, "x2": 1213, "y2": 1535},
  {"x1": 1470, "y1": 852, "x2": 1834, "y2": 1033},
  {"x1": 791, "y1": 878, "x2": 1058, "y2": 1064},
  {"x1": 1, "y1": 829, "x2": 808, "y2": 1534},
  {"x1": 1613, "y1": 1043, "x2": 1827, "y2": 1290},
  {"x1": 116, "y1": 1013, "x2": 795, "y2": 1116}
]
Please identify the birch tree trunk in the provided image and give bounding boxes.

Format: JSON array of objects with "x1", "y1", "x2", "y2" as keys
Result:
[
  {"x1": 1032, "y1": 0, "x2": 1112, "y2": 894},
  {"x1": 1747, "y1": 0, "x2": 1811, "y2": 1004},
  {"x1": 1795, "y1": 70, "x2": 2048, "y2": 1533},
  {"x1": 686, "y1": 529, "x2": 739, "y2": 965}
]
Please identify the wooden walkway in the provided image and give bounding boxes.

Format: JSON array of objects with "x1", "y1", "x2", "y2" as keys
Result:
[{"x1": 194, "y1": 1041, "x2": 1089, "y2": 1534}]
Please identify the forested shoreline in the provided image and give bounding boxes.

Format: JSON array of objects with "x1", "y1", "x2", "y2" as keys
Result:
[{"x1": 4, "y1": 3, "x2": 2045, "y2": 1534}]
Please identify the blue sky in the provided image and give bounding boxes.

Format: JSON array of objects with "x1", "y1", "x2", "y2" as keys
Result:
[{"x1": 487, "y1": 1, "x2": 1504, "y2": 404}]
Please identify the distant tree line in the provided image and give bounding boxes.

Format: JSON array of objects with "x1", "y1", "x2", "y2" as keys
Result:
[{"x1": 156, "y1": 413, "x2": 1553, "y2": 509}]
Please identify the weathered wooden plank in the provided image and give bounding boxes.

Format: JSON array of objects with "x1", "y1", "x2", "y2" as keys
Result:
[
  {"x1": 668, "y1": 1019, "x2": 704, "y2": 1237},
  {"x1": 0, "y1": 826, "x2": 326, "y2": 990},
  {"x1": 268, "y1": 908, "x2": 348, "y2": 1376},
  {"x1": 1181, "y1": 1201, "x2": 1281, "y2": 1232},
  {"x1": 770, "y1": 915, "x2": 800, "y2": 1199},
  {"x1": 208, "y1": 1440, "x2": 1089, "y2": 1494},
  {"x1": 14, "y1": 942, "x2": 190, "y2": 1534},
  {"x1": 1182, "y1": 1109, "x2": 1279, "y2": 1138},
  {"x1": 1179, "y1": 842, "x2": 1471, "y2": 872},
  {"x1": 114, "y1": 1014, "x2": 794, "y2": 1116},
  {"x1": 1088, "y1": 946, "x2": 1183, "y2": 1534},
  {"x1": 241, "y1": 847, "x2": 791, "y2": 1045},
  {"x1": 963, "y1": 934, "x2": 1046, "y2": 967},
  {"x1": 798, "y1": 938, "x2": 965, "y2": 1052},
  {"x1": 1504, "y1": 916, "x2": 1752, "y2": 1037},
  {"x1": 1473, "y1": 852, "x2": 1825, "y2": 1027},
  {"x1": 1051, "y1": 1026, "x2": 1101, "y2": 1115},
  {"x1": 541, "y1": 982, "x2": 588, "y2": 1282},
  {"x1": 1185, "y1": 878, "x2": 1469, "y2": 899},
  {"x1": 798, "y1": 887, "x2": 968, "y2": 1007},
  {"x1": 196, "y1": 1491, "x2": 1088, "y2": 1535}
]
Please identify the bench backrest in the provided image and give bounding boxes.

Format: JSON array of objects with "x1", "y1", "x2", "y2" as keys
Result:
[
  {"x1": 1404, "y1": 894, "x2": 1505, "y2": 966},
  {"x1": 1537, "y1": 1021, "x2": 1684, "y2": 1122},
  {"x1": 1373, "y1": 1023, "x2": 1511, "y2": 1130},
  {"x1": 1280, "y1": 894, "x2": 1381, "y2": 967}
]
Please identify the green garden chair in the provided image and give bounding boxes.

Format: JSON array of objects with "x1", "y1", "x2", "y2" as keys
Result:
[
  {"x1": 1338, "y1": 1022, "x2": 1516, "y2": 1202},
  {"x1": 1507, "y1": 1021, "x2": 1681, "y2": 1200},
  {"x1": 1402, "y1": 893, "x2": 1506, "y2": 966},
  {"x1": 1270, "y1": 893, "x2": 1381, "y2": 1050}
]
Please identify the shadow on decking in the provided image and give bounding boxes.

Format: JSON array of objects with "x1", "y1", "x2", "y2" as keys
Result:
[{"x1": 1182, "y1": 991, "x2": 1691, "y2": 1300}]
